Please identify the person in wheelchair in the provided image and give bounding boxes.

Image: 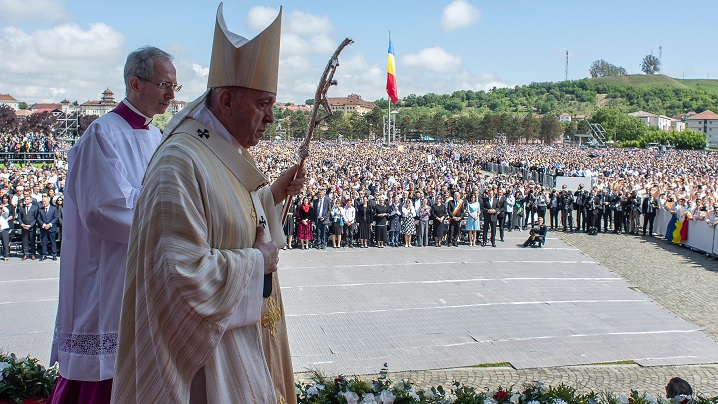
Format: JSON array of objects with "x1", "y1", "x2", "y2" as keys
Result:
[{"x1": 523, "y1": 217, "x2": 547, "y2": 248}]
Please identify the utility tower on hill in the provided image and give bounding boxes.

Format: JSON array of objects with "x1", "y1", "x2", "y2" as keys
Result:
[{"x1": 565, "y1": 51, "x2": 569, "y2": 81}]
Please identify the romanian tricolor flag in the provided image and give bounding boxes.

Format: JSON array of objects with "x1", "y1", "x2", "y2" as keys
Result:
[
  {"x1": 386, "y1": 38, "x2": 398, "y2": 104},
  {"x1": 665, "y1": 214, "x2": 689, "y2": 244}
]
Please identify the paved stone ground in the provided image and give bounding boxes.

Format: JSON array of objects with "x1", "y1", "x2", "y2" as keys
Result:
[
  {"x1": 4, "y1": 228, "x2": 718, "y2": 397},
  {"x1": 296, "y1": 231, "x2": 718, "y2": 397}
]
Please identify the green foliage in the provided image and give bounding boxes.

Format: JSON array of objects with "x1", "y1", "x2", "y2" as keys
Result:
[
  {"x1": 269, "y1": 76, "x2": 718, "y2": 144},
  {"x1": 589, "y1": 60, "x2": 628, "y2": 78},
  {"x1": 590, "y1": 108, "x2": 647, "y2": 142},
  {"x1": 641, "y1": 54, "x2": 661, "y2": 75},
  {"x1": 0, "y1": 352, "x2": 59, "y2": 404},
  {"x1": 298, "y1": 367, "x2": 713, "y2": 404},
  {"x1": 638, "y1": 127, "x2": 706, "y2": 149},
  {"x1": 152, "y1": 111, "x2": 173, "y2": 132}
]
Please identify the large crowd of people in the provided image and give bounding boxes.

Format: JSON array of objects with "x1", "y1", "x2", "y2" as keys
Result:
[
  {"x1": 253, "y1": 141, "x2": 718, "y2": 250},
  {"x1": 0, "y1": 140, "x2": 717, "y2": 258}
]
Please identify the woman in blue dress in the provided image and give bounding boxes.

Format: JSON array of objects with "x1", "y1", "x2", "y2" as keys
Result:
[{"x1": 465, "y1": 193, "x2": 481, "y2": 246}]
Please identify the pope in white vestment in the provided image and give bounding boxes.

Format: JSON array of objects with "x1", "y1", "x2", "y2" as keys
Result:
[{"x1": 112, "y1": 108, "x2": 293, "y2": 403}]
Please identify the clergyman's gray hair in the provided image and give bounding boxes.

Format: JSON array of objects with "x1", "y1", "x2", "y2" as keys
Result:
[{"x1": 124, "y1": 46, "x2": 173, "y2": 97}]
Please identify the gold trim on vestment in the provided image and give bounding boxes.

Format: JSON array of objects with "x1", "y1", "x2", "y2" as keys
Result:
[{"x1": 261, "y1": 295, "x2": 281, "y2": 338}]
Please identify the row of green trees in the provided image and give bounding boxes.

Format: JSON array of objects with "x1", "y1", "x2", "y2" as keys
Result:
[
  {"x1": 589, "y1": 107, "x2": 705, "y2": 148},
  {"x1": 267, "y1": 103, "x2": 705, "y2": 149}
]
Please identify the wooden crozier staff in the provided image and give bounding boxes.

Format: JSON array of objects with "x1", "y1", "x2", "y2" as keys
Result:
[
  {"x1": 264, "y1": 38, "x2": 353, "y2": 297},
  {"x1": 280, "y1": 38, "x2": 353, "y2": 226}
]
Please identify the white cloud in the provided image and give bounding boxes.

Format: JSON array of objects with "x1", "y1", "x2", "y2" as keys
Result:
[
  {"x1": 247, "y1": 6, "x2": 280, "y2": 31},
  {"x1": 0, "y1": 24, "x2": 125, "y2": 104},
  {"x1": 285, "y1": 11, "x2": 332, "y2": 36},
  {"x1": 403, "y1": 47, "x2": 463, "y2": 73},
  {"x1": 0, "y1": 0, "x2": 68, "y2": 23},
  {"x1": 441, "y1": 0, "x2": 480, "y2": 32},
  {"x1": 192, "y1": 64, "x2": 208, "y2": 78}
]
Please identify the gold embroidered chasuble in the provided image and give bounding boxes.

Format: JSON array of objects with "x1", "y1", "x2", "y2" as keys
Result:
[{"x1": 112, "y1": 119, "x2": 295, "y2": 403}]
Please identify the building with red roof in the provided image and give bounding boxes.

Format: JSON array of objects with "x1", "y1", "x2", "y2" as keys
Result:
[
  {"x1": 327, "y1": 94, "x2": 377, "y2": 115},
  {"x1": 0, "y1": 94, "x2": 20, "y2": 110},
  {"x1": 686, "y1": 110, "x2": 718, "y2": 148}
]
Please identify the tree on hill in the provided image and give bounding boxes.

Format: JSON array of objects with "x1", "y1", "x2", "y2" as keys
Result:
[
  {"x1": 589, "y1": 60, "x2": 627, "y2": 78},
  {"x1": 641, "y1": 54, "x2": 661, "y2": 75}
]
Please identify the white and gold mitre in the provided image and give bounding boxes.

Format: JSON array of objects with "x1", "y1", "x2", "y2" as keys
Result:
[
  {"x1": 208, "y1": 2, "x2": 282, "y2": 94},
  {"x1": 163, "y1": 3, "x2": 282, "y2": 136}
]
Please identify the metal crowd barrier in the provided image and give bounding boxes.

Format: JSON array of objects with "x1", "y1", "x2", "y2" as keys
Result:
[
  {"x1": 654, "y1": 208, "x2": 717, "y2": 255},
  {"x1": 0, "y1": 152, "x2": 57, "y2": 164}
]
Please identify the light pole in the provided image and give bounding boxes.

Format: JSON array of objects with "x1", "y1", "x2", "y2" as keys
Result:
[{"x1": 391, "y1": 110, "x2": 398, "y2": 143}]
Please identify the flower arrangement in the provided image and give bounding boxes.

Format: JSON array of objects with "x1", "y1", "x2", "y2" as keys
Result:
[
  {"x1": 296, "y1": 366, "x2": 718, "y2": 404},
  {"x1": 0, "y1": 352, "x2": 58, "y2": 404}
]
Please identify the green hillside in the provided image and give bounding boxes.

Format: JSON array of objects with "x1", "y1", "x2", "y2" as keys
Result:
[
  {"x1": 681, "y1": 79, "x2": 718, "y2": 95},
  {"x1": 394, "y1": 75, "x2": 718, "y2": 118},
  {"x1": 594, "y1": 74, "x2": 718, "y2": 96}
]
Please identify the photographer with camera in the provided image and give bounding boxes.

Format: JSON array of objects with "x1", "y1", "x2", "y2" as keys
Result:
[
  {"x1": 523, "y1": 217, "x2": 547, "y2": 247},
  {"x1": 548, "y1": 189, "x2": 559, "y2": 230},
  {"x1": 562, "y1": 190, "x2": 574, "y2": 232},
  {"x1": 628, "y1": 190, "x2": 642, "y2": 235},
  {"x1": 573, "y1": 184, "x2": 584, "y2": 231}
]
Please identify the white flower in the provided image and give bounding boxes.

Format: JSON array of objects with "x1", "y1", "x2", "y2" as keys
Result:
[
  {"x1": 408, "y1": 391, "x2": 420, "y2": 400},
  {"x1": 659, "y1": 399, "x2": 673, "y2": 404},
  {"x1": 361, "y1": 392, "x2": 379, "y2": 404},
  {"x1": 340, "y1": 391, "x2": 360, "y2": 404},
  {"x1": 423, "y1": 390, "x2": 435, "y2": 399},
  {"x1": 644, "y1": 394, "x2": 657, "y2": 404},
  {"x1": 379, "y1": 390, "x2": 396, "y2": 404},
  {"x1": 485, "y1": 397, "x2": 498, "y2": 404},
  {"x1": 307, "y1": 385, "x2": 320, "y2": 396},
  {"x1": 553, "y1": 399, "x2": 567, "y2": 404},
  {"x1": 510, "y1": 393, "x2": 522, "y2": 404},
  {"x1": 619, "y1": 396, "x2": 630, "y2": 404},
  {"x1": 671, "y1": 395, "x2": 692, "y2": 404},
  {"x1": 527, "y1": 401, "x2": 540, "y2": 404}
]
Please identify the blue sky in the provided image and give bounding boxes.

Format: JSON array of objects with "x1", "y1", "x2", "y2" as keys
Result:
[{"x1": 1, "y1": 0, "x2": 716, "y2": 106}]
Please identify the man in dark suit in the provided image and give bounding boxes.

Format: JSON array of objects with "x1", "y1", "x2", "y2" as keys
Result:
[
  {"x1": 17, "y1": 195, "x2": 38, "y2": 260},
  {"x1": 481, "y1": 188, "x2": 499, "y2": 247},
  {"x1": 446, "y1": 191, "x2": 465, "y2": 246},
  {"x1": 573, "y1": 184, "x2": 585, "y2": 231},
  {"x1": 496, "y1": 190, "x2": 507, "y2": 242},
  {"x1": 37, "y1": 195, "x2": 59, "y2": 260},
  {"x1": 642, "y1": 191, "x2": 659, "y2": 236},
  {"x1": 312, "y1": 189, "x2": 331, "y2": 249},
  {"x1": 562, "y1": 190, "x2": 574, "y2": 232}
]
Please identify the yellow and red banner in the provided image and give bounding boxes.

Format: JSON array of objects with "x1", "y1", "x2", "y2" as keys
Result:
[{"x1": 386, "y1": 38, "x2": 398, "y2": 104}]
